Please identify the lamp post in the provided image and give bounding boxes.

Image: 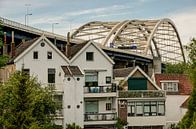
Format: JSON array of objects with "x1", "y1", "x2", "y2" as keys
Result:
[
  {"x1": 25, "y1": 13, "x2": 32, "y2": 25},
  {"x1": 25, "y1": 4, "x2": 32, "y2": 25},
  {"x1": 52, "y1": 23, "x2": 59, "y2": 33}
]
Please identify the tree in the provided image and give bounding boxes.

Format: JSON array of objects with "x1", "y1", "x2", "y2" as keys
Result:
[
  {"x1": 0, "y1": 71, "x2": 58, "y2": 129},
  {"x1": 0, "y1": 19, "x2": 9, "y2": 68},
  {"x1": 66, "y1": 123, "x2": 82, "y2": 129},
  {"x1": 115, "y1": 118, "x2": 128, "y2": 129},
  {"x1": 179, "y1": 38, "x2": 196, "y2": 129},
  {"x1": 164, "y1": 62, "x2": 189, "y2": 74}
]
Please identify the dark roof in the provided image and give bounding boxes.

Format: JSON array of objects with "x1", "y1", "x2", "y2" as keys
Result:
[
  {"x1": 8, "y1": 37, "x2": 39, "y2": 63},
  {"x1": 67, "y1": 42, "x2": 88, "y2": 59},
  {"x1": 113, "y1": 67, "x2": 134, "y2": 78},
  {"x1": 180, "y1": 97, "x2": 190, "y2": 108},
  {"x1": 155, "y1": 74, "x2": 192, "y2": 95},
  {"x1": 61, "y1": 66, "x2": 83, "y2": 76}
]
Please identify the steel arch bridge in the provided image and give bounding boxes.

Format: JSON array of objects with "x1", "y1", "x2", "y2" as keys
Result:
[{"x1": 71, "y1": 18, "x2": 185, "y2": 63}]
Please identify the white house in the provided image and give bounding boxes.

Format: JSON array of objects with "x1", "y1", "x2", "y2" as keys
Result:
[
  {"x1": 69, "y1": 41, "x2": 118, "y2": 129},
  {"x1": 114, "y1": 66, "x2": 166, "y2": 129},
  {"x1": 155, "y1": 74, "x2": 192, "y2": 129},
  {"x1": 3, "y1": 35, "x2": 118, "y2": 129}
]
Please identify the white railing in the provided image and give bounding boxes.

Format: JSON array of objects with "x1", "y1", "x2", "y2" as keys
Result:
[
  {"x1": 42, "y1": 83, "x2": 64, "y2": 92},
  {"x1": 0, "y1": 16, "x2": 66, "y2": 40}
]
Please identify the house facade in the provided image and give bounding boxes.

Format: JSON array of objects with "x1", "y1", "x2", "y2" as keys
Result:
[
  {"x1": 1, "y1": 35, "x2": 118, "y2": 129},
  {"x1": 114, "y1": 67, "x2": 166, "y2": 129},
  {"x1": 155, "y1": 74, "x2": 192, "y2": 129}
]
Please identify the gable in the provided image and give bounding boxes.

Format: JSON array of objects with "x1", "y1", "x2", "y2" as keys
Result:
[
  {"x1": 119, "y1": 66, "x2": 160, "y2": 90},
  {"x1": 14, "y1": 36, "x2": 69, "y2": 64},
  {"x1": 70, "y1": 41, "x2": 114, "y2": 65}
]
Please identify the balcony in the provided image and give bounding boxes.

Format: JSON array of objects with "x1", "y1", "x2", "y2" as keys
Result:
[
  {"x1": 119, "y1": 90, "x2": 166, "y2": 99},
  {"x1": 42, "y1": 83, "x2": 64, "y2": 92},
  {"x1": 84, "y1": 113, "x2": 117, "y2": 125},
  {"x1": 84, "y1": 85, "x2": 117, "y2": 98}
]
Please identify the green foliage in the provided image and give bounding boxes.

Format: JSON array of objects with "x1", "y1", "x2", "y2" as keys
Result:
[
  {"x1": 66, "y1": 123, "x2": 82, "y2": 129},
  {"x1": 0, "y1": 71, "x2": 58, "y2": 129},
  {"x1": 115, "y1": 118, "x2": 128, "y2": 129},
  {"x1": 169, "y1": 123, "x2": 179, "y2": 129},
  {"x1": 178, "y1": 38, "x2": 196, "y2": 129},
  {"x1": 164, "y1": 62, "x2": 189, "y2": 74},
  {"x1": 0, "y1": 54, "x2": 9, "y2": 68}
]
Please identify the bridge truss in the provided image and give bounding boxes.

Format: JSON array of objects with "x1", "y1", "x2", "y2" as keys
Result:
[{"x1": 71, "y1": 18, "x2": 185, "y2": 63}]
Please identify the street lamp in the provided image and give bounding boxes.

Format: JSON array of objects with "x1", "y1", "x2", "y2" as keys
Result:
[
  {"x1": 25, "y1": 13, "x2": 32, "y2": 25},
  {"x1": 25, "y1": 4, "x2": 32, "y2": 25},
  {"x1": 52, "y1": 23, "x2": 59, "y2": 33}
]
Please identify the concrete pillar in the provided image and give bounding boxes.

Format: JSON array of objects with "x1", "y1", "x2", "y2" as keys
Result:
[
  {"x1": 153, "y1": 57, "x2": 161, "y2": 74},
  {"x1": 3, "y1": 32, "x2": 7, "y2": 55},
  {"x1": 11, "y1": 31, "x2": 15, "y2": 57}
]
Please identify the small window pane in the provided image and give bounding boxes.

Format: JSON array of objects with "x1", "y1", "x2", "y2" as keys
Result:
[
  {"x1": 33, "y1": 51, "x2": 38, "y2": 59},
  {"x1": 47, "y1": 51, "x2": 52, "y2": 59},
  {"x1": 106, "y1": 76, "x2": 111, "y2": 84},
  {"x1": 86, "y1": 52, "x2": 94, "y2": 61},
  {"x1": 106, "y1": 103, "x2": 112, "y2": 110}
]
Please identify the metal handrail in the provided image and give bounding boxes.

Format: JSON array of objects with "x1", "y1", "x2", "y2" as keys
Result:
[
  {"x1": 119, "y1": 90, "x2": 166, "y2": 98},
  {"x1": 0, "y1": 16, "x2": 66, "y2": 40}
]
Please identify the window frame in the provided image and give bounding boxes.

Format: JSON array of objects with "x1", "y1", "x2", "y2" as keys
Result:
[
  {"x1": 106, "y1": 103, "x2": 112, "y2": 111},
  {"x1": 86, "y1": 52, "x2": 94, "y2": 61},
  {"x1": 47, "y1": 51, "x2": 53, "y2": 59},
  {"x1": 33, "y1": 51, "x2": 38, "y2": 59}
]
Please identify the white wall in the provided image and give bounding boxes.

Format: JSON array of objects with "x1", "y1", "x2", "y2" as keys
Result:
[
  {"x1": 165, "y1": 95, "x2": 189, "y2": 126},
  {"x1": 127, "y1": 116, "x2": 166, "y2": 126},
  {"x1": 63, "y1": 76, "x2": 84, "y2": 128},
  {"x1": 71, "y1": 44, "x2": 113, "y2": 86},
  {"x1": 15, "y1": 40, "x2": 68, "y2": 84}
]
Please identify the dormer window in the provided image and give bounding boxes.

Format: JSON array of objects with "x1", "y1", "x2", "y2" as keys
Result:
[
  {"x1": 161, "y1": 81, "x2": 179, "y2": 92},
  {"x1": 33, "y1": 51, "x2": 38, "y2": 59},
  {"x1": 86, "y1": 52, "x2": 94, "y2": 61}
]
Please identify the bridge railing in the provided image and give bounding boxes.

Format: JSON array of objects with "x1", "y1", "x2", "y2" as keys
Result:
[{"x1": 0, "y1": 16, "x2": 66, "y2": 40}]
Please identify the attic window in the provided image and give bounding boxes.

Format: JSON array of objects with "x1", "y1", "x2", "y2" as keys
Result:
[
  {"x1": 47, "y1": 51, "x2": 52, "y2": 59},
  {"x1": 33, "y1": 51, "x2": 38, "y2": 59},
  {"x1": 161, "y1": 81, "x2": 179, "y2": 92},
  {"x1": 86, "y1": 52, "x2": 94, "y2": 61}
]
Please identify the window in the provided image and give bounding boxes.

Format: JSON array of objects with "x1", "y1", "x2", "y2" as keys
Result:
[
  {"x1": 33, "y1": 51, "x2": 38, "y2": 59},
  {"x1": 85, "y1": 101, "x2": 98, "y2": 113},
  {"x1": 106, "y1": 103, "x2": 112, "y2": 110},
  {"x1": 53, "y1": 94, "x2": 63, "y2": 115},
  {"x1": 48, "y1": 68, "x2": 55, "y2": 83},
  {"x1": 158, "y1": 102, "x2": 165, "y2": 116},
  {"x1": 127, "y1": 101, "x2": 165, "y2": 117},
  {"x1": 22, "y1": 69, "x2": 30, "y2": 76},
  {"x1": 47, "y1": 51, "x2": 52, "y2": 59},
  {"x1": 136, "y1": 102, "x2": 143, "y2": 116},
  {"x1": 128, "y1": 102, "x2": 135, "y2": 116},
  {"x1": 106, "y1": 76, "x2": 112, "y2": 84},
  {"x1": 161, "y1": 82, "x2": 179, "y2": 92},
  {"x1": 85, "y1": 72, "x2": 98, "y2": 86},
  {"x1": 86, "y1": 52, "x2": 94, "y2": 61}
]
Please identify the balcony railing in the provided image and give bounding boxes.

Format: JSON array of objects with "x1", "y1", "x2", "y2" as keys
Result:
[
  {"x1": 42, "y1": 83, "x2": 64, "y2": 92},
  {"x1": 84, "y1": 113, "x2": 117, "y2": 121},
  {"x1": 84, "y1": 85, "x2": 117, "y2": 93},
  {"x1": 119, "y1": 90, "x2": 166, "y2": 98}
]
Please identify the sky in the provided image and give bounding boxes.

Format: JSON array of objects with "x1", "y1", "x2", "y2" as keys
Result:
[{"x1": 0, "y1": 0, "x2": 196, "y2": 44}]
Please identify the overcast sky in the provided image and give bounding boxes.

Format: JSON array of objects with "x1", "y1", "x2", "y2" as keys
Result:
[{"x1": 0, "y1": 0, "x2": 196, "y2": 44}]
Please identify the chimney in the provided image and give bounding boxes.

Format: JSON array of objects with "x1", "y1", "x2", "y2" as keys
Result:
[
  {"x1": 11, "y1": 31, "x2": 15, "y2": 57},
  {"x1": 66, "y1": 32, "x2": 71, "y2": 58},
  {"x1": 3, "y1": 32, "x2": 7, "y2": 55}
]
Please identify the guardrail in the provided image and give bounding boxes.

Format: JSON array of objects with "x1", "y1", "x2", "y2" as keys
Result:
[
  {"x1": 84, "y1": 113, "x2": 117, "y2": 121},
  {"x1": 0, "y1": 16, "x2": 66, "y2": 40},
  {"x1": 84, "y1": 85, "x2": 117, "y2": 93},
  {"x1": 119, "y1": 90, "x2": 166, "y2": 98}
]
